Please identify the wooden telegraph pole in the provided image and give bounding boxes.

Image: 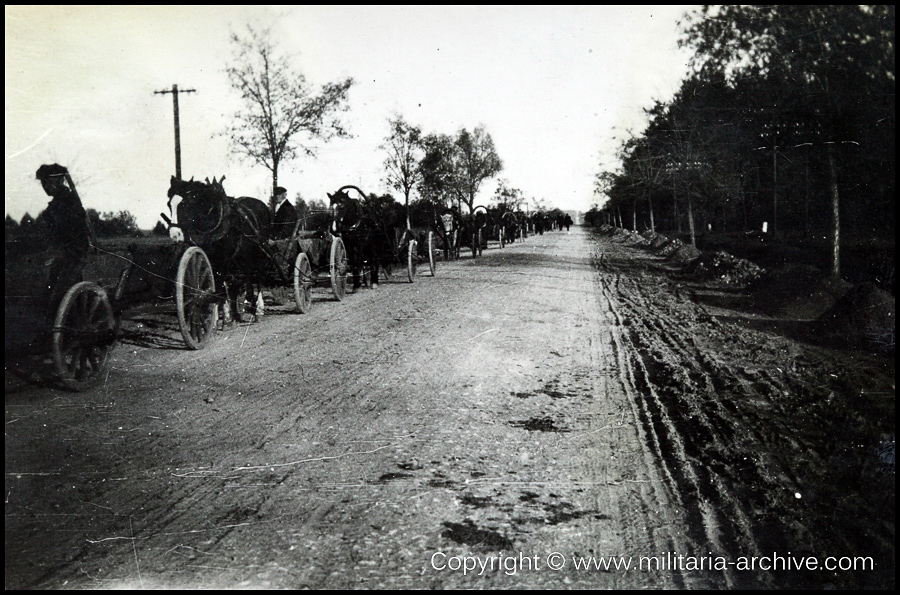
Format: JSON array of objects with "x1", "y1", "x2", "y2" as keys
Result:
[{"x1": 154, "y1": 84, "x2": 196, "y2": 180}]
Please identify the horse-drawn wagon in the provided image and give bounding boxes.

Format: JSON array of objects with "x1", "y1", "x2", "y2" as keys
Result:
[
  {"x1": 161, "y1": 176, "x2": 351, "y2": 349},
  {"x1": 328, "y1": 185, "x2": 437, "y2": 286},
  {"x1": 5, "y1": 235, "x2": 119, "y2": 391}
]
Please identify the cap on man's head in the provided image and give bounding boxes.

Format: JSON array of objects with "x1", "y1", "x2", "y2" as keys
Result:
[
  {"x1": 275, "y1": 186, "x2": 287, "y2": 196},
  {"x1": 36, "y1": 163, "x2": 69, "y2": 180}
]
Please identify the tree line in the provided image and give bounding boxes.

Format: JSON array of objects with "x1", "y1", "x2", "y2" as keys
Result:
[
  {"x1": 6, "y1": 209, "x2": 142, "y2": 238},
  {"x1": 590, "y1": 6, "x2": 894, "y2": 277}
]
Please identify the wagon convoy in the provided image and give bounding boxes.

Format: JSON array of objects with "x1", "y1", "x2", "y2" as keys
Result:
[
  {"x1": 8, "y1": 168, "x2": 568, "y2": 391},
  {"x1": 328, "y1": 185, "x2": 437, "y2": 286}
]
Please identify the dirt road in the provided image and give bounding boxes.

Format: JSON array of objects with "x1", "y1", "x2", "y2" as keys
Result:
[{"x1": 5, "y1": 228, "x2": 894, "y2": 589}]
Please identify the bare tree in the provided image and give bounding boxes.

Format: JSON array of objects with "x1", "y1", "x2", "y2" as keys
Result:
[
  {"x1": 224, "y1": 26, "x2": 353, "y2": 211},
  {"x1": 380, "y1": 116, "x2": 424, "y2": 229}
]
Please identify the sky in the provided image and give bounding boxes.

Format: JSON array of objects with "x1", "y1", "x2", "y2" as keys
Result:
[{"x1": 5, "y1": 5, "x2": 699, "y2": 229}]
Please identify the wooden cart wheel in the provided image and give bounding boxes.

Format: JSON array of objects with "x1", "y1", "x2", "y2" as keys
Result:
[
  {"x1": 427, "y1": 230, "x2": 437, "y2": 276},
  {"x1": 499, "y1": 227, "x2": 505, "y2": 249},
  {"x1": 330, "y1": 236, "x2": 348, "y2": 301},
  {"x1": 293, "y1": 252, "x2": 313, "y2": 313},
  {"x1": 407, "y1": 239, "x2": 418, "y2": 283},
  {"x1": 52, "y1": 281, "x2": 117, "y2": 392},
  {"x1": 175, "y1": 246, "x2": 217, "y2": 350}
]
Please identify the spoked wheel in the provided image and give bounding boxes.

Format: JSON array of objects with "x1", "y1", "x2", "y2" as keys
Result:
[
  {"x1": 407, "y1": 239, "x2": 418, "y2": 283},
  {"x1": 52, "y1": 281, "x2": 117, "y2": 391},
  {"x1": 293, "y1": 252, "x2": 313, "y2": 313},
  {"x1": 330, "y1": 236, "x2": 348, "y2": 301},
  {"x1": 427, "y1": 230, "x2": 437, "y2": 276},
  {"x1": 175, "y1": 246, "x2": 217, "y2": 350}
]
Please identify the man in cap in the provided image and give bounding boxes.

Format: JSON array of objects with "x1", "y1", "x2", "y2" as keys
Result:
[
  {"x1": 35, "y1": 164, "x2": 91, "y2": 314},
  {"x1": 272, "y1": 186, "x2": 298, "y2": 240}
]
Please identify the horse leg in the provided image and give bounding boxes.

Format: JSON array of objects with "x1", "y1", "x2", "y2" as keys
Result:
[
  {"x1": 221, "y1": 281, "x2": 234, "y2": 328},
  {"x1": 230, "y1": 282, "x2": 250, "y2": 323},
  {"x1": 256, "y1": 288, "x2": 265, "y2": 318},
  {"x1": 370, "y1": 252, "x2": 380, "y2": 289},
  {"x1": 351, "y1": 249, "x2": 362, "y2": 290},
  {"x1": 247, "y1": 283, "x2": 264, "y2": 320}
]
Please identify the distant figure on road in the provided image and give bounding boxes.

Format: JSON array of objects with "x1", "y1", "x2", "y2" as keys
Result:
[
  {"x1": 564, "y1": 214, "x2": 573, "y2": 233},
  {"x1": 34, "y1": 163, "x2": 91, "y2": 314},
  {"x1": 272, "y1": 186, "x2": 298, "y2": 240}
]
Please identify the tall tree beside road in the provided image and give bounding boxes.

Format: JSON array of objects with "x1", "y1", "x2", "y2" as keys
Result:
[
  {"x1": 224, "y1": 27, "x2": 354, "y2": 212},
  {"x1": 418, "y1": 133, "x2": 457, "y2": 210},
  {"x1": 450, "y1": 126, "x2": 503, "y2": 213},
  {"x1": 679, "y1": 5, "x2": 895, "y2": 275},
  {"x1": 381, "y1": 116, "x2": 424, "y2": 229}
]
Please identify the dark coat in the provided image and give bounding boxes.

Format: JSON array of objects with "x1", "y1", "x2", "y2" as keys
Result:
[
  {"x1": 273, "y1": 200, "x2": 299, "y2": 239},
  {"x1": 40, "y1": 187, "x2": 90, "y2": 256}
]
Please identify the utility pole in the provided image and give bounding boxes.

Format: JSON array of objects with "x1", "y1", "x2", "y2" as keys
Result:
[{"x1": 154, "y1": 84, "x2": 196, "y2": 180}]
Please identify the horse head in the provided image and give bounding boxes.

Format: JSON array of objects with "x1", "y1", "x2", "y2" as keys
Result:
[
  {"x1": 473, "y1": 205, "x2": 489, "y2": 229},
  {"x1": 165, "y1": 175, "x2": 229, "y2": 243},
  {"x1": 328, "y1": 186, "x2": 366, "y2": 235}
]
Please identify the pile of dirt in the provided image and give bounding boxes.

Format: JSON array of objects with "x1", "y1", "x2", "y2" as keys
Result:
[
  {"x1": 819, "y1": 282, "x2": 895, "y2": 353},
  {"x1": 751, "y1": 264, "x2": 852, "y2": 320},
  {"x1": 685, "y1": 250, "x2": 764, "y2": 287},
  {"x1": 665, "y1": 243, "x2": 702, "y2": 265},
  {"x1": 656, "y1": 238, "x2": 684, "y2": 257},
  {"x1": 624, "y1": 232, "x2": 651, "y2": 247},
  {"x1": 650, "y1": 234, "x2": 670, "y2": 249},
  {"x1": 608, "y1": 227, "x2": 631, "y2": 241}
]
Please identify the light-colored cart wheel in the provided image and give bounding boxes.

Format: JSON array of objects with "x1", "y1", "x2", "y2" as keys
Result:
[
  {"x1": 175, "y1": 246, "x2": 217, "y2": 350},
  {"x1": 293, "y1": 252, "x2": 313, "y2": 313},
  {"x1": 330, "y1": 236, "x2": 348, "y2": 301},
  {"x1": 52, "y1": 281, "x2": 117, "y2": 392},
  {"x1": 427, "y1": 230, "x2": 437, "y2": 276},
  {"x1": 499, "y1": 227, "x2": 506, "y2": 249}
]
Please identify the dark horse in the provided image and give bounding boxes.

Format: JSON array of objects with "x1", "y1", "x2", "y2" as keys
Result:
[
  {"x1": 166, "y1": 175, "x2": 271, "y2": 321},
  {"x1": 328, "y1": 186, "x2": 407, "y2": 288}
]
